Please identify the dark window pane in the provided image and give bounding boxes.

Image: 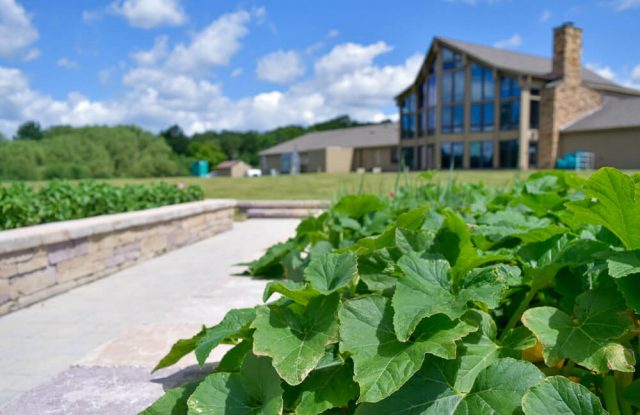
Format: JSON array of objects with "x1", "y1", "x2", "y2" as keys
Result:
[
  {"x1": 483, "y1": 103, "x2": 495, "y2": 131},
  {"x1": 442, "y1": 72, "x2": 453, "y2": 104},
  {"x1": 402, "y1": 147, "x2": 415, "y2": 169},
  {"x1": 391, "y1": 147, "x2": 399, "y2": 163},
  {"x1": 471, "y1": 104, "x2": 482, "y2": 132},
  {"x1": 484, "y1": 70, "x2": 495, "y2": 100},
  {"x1": 528, "y1": 142, "x2": 538, "y2": 168},
  {"x1": 511, "y1": 100, "x2": 521, "y2": 127},
  {"x1": 454, "y1": 70, "x2": 465, "y2": 103},
  {"x1": 500, "y1": 77, "x2": 511, "y2": 98},
  {"x1": 452, "y1": 142, "x2": 464, "y2": 168},
  {"x1": 482, "y1": 141, "x2": 494, "y2": 167},
  {"x1": 470, "y1": 141, "x2": 481, "y2": 167},
  {"x1": 428, "y1": 75, "x2": 437, "y2": 107},
  {"x1": 441, "y1": 142, "x2": 452, "y2": 169},
  {"x1": 402, "y1": 114, "x2": 415, "y2": 138},
  {"x1": 417, "y1": 112, "x2": 426, "y2": 136},
  {"x1": 442, "y1": 107, "x2": 452, "y2": 134},
  {"x1": 512, "y1": 80, "x2": 521, "y2": 97},
  {"x1": 453, "y1": 105, "x2": 464, "y2": 133},
  {"x1": 427, "y1": 108, "x2": 436, "y2": 135},
  {"x1": 529, "y1": 100, "x2": 540, "y2": 129},
  {"x1": 442, "y1": 48, "x2": 462, "y2": 70},
  {"x1": 471, "y1": 64, "x2": 483, "y2": 101},
  {"x1": 418, "y1": 81, "x2": 426, "y2": 109},
  {"x1": 499, "y1": 140, "x2": 519, "y2": 168}
]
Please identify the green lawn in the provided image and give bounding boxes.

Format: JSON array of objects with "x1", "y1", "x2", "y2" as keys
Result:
[
  {"x1": 10, "y1": 169, "x2": 636, "y2": 200},
  {"x1": 48, "y1": 170, "x2": 592, "y2": 200}
]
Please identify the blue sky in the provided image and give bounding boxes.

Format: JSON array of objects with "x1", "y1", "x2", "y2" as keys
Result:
[{"x1": 1, "y1": 0, "x2": 639, "y2": 136}]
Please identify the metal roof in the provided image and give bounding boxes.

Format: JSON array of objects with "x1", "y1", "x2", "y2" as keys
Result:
[
  {"x1": 259, "y1": 123, "x2": 398, "y2": 156},
  {"x1": 436, "y1": 37, "x2": 622, "y2": 89},
  {"x1": 562, "y1": 96, "x2": 640, "y2": 132}
]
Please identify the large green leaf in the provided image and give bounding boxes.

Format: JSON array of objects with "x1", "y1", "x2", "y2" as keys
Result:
[
  {"x1": 332, "y1": 194, "x2": 385, "y2": 219},
  {"x1": 432, "y1": 211, "x2": 505, "y2": 281},
  {"x1": 566, "y1": 167, "x2": 640, "y2": 250},
  {"x1": 522, "y1": 376, "x2": 607, "y2": 415},
  {"x1": 293, "y1": 362, "x2": 359, "y2": 415},
  {"x1": 252, "y1": 293, "x2": 340, "y2": 385},
  {"x1": 187, "y1": 354, "x2": 283, "y2": 415},
  {"x1": 355, "y1": 357, "x2": 544, "y2": 414},
  {"x1": 622, "y1": 379, "x2": 640, "y2": 408},
  {"x1": 522, "y1": 286, "x2": 635, "y2": 373},
  {"x1": 392, "y1": 254, "x2": 509, "y2": 341},
  {"x1": 339, "y1": 295, "x2": 475, "y2": 403},
  {"x1": 262, "y1": 280, "x2": 319, "y2": 305},
  {"x1": 607, "y1": 250, "x2": 640, "y2": 279},
  {"x1": 194, "y1": 308, "x2": 256, "y2": 367},
  {"x1": 140, "y1": 383, "x2": 198, "y2": 415},
  {"x1": 153, "y1": 326, "x2": 206, "y2": 372},
  {"x1": 304, "y1": 252, "x2": 358, "y2": 294}
]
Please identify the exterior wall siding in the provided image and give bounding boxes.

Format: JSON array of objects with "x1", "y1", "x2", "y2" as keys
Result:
[{"x1": 559, "y1": 128, "x2": 640, "y2": 169}]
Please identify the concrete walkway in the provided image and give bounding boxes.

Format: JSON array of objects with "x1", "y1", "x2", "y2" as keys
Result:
[{"x1": 0, "y1": 219, "x2": 299, "y2": 413}]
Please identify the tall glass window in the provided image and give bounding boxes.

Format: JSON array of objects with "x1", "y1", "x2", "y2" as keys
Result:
[
  {"x1": 441, "y1": 141, "x2": 464, "y2": 169},
  {"x1": 470, "y1": 64, "x2": 495, "y2": 132},
  {"x1": 499, "y1": 139, "x2": 519, "y2": 168},
  {"x1": 442, "y1": 48, "x2": 463, "y2": 70},
  {"x1": 500, "y1": 76, "x2": 521, "y2": 131},
  {"x1": 441, "y1": 69, "x2": 465, "y2": 134},
  {"x1": 427, "y1": 75, "x2": 437, "y2": 135},
  {"x1": 401, "y1": 95, "x2": 415, "y2": 139},
  {"x1": 402, "y1": 147, "x2": 415, "y2": 170},
  {"x1": 529, "y1": 100, "x2": 540, "y2": 129},
  {"x1": 470, "y1": 140, "x2": 494, "y2": 168}
]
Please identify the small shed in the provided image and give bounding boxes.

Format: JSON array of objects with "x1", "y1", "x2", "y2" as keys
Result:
[{"x1": 214, "y1": 160, "x2": 252, "y2": 177}]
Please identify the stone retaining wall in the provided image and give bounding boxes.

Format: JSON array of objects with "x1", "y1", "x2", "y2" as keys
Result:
[
  {"x1": 237, "y1": 200, "x2": 330, "y2": 218},
  {"x1": 0, "y1": 200, "x2": 235, "y2": 316}
]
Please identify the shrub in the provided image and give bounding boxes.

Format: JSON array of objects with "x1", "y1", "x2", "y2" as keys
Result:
[{"x1": 0, "y1": 181, "x2": 204, "y2": 230}]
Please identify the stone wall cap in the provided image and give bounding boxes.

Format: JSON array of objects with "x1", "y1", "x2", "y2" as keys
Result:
[
  {"x1": 236, "y1": 200, "x2": 330, "y2": 209},
  {"x1": 0, "y1": 199, "x2": 236, "y2": 255}
]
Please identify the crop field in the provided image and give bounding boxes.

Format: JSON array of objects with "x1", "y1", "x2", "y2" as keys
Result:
[{"x1": 142, "y1": 168, "x2": 640, "y2": 414}]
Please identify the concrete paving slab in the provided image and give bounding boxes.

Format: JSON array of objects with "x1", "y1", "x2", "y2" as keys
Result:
[{"x1": 0, "y1": 219, "x2": 299, "y2": 410}]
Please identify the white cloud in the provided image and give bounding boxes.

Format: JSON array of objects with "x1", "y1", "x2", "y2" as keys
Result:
[
  {"x1": 132, "y1": 35, "x2": 168, "y2": 66},
  {"x1": 314, "y1": 41, "x2": 393, "y2": 77},
  {"x1": 110, "y1": 0, "x2": 186, "y2": 29},
  {"x1": 609, "y1": 0, "x2": 640, "y2": 11},
  {"x1": 256, "y1": 50, "x2": 305, "y2": 84},
  {"x1": 164, "y1": 10, "x2": 252, "y2": 74},
  {"x1": 586, "y1": 63, "x2": 616, "y2": 81},
  {"x1": 327, "y1": 29, "x2": 339, "y2": 38},
  {"x1": 0, "y1": 0, "x2": 39, "y2": 59},
  {"x1": 632, "y1": 64, "x2": 640, "y2": 81},
  {"x1": 57, "y1": 58, "x2": 79, "y2": 70},
  {"x1": 231, "y1": 68, "x2": 243, "y2": 78},
  {"x1": 539, "y1": 9, "x2": 552, "y2": 22},
  {"x1": 493, "y1": 34, "x2": 522, "y2": 50}
]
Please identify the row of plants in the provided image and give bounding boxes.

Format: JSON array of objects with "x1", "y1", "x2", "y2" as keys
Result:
[
  {"x1": 0, "y1": 181, "x2": 203, "y2": 230},
  {"x1": 143, "y1": 168, "x2": 640, "y2": 414}
]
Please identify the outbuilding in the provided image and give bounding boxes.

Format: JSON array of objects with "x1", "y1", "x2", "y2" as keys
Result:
[{"x1": 214, "y1": 160, "x2": 252, "y2": 177}]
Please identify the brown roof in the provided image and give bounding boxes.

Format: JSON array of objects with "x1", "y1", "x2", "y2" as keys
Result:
[
  {"x1": 259, "y1": 123, "x2": 398, "y2": 156},
  {"x1": 215, "y1": 160, "x2": 250, "y2": 169},
  {"x1": 562, "y1": 96, "x2": 640, "y2": 132}
]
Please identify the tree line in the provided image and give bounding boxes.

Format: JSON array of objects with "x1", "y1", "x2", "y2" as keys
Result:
[{"x1": 0, "y1": 116, "x2": 386, "y2": 181}]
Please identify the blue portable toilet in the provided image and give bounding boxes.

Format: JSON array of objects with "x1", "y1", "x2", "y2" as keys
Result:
[{"x1": 190, "y1": 160, "x2": 209, "y2": 177}]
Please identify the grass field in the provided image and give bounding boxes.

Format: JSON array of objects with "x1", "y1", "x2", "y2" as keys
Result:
[
  {"x1": 25, "y1": 170, "x2": 604, "y2": 200},
  {"x1": 10, "y1": 169, "x2": 637, "y2": 200}
]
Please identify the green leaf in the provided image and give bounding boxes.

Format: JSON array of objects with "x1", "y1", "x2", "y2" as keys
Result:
[
  {"x1": 566, "y1": 167, "x2": 640, "y2": 250},
  {"x1": 355, "y1": 357, "x2": 544, "y2": 414},
  {"x1": 293, "y1": 362, "x2": 359, "y2": 415},
  {"x1": 333, "y1": 194, "x2": 385, "y2": 219},
  {"x1": 522, "y1": 286, "x2": 635, "y2": 373},
  {"x1": 252, "y1": 293, "x2": 340, "y2": 385},
  {"x1": 522, "y1": 376, "x2": 607, "y2": 415},
  {"x1": 622, "y1": 379, "x2": 640, "y2": 408},
  {"x1": 194, "y1": 308, "x2": 256, "y2": 367},
  {"x1": 607, "y1": 250, "x2": 640, "y2": 279},
  {"x1": 217, "y1": 340, "x2": 252, "y2": 373},
  {"x1": 357, "y1": 251, "x2": 397, "y2": 291},
  {"x1": 339, "y1": 295, "x2": 475, "y2": 403},
  {"x1": 187, "y1": 354, "x2": 283, "y2": 415},
  {"x1": 263, "y1": 280, "x2": 318, "y2": 305},
  {"x1": 304, "y1": 252, "x2": 358, "y2": 294},
  {"x1": 140, "y1": 383, "x2": 197, "y2": 415},
  {"x1": 392, "y1": 255, "x2": 509, "y2": 342},
  {"x1": 392, "y1": 253, "x2": 465, "y2": 341},
  {"x1": 153, "y1": 326, "x2": 206, "y2": 372},
  {"x1": 616, "y1": 273, "x2": 640, "y2": 312}
]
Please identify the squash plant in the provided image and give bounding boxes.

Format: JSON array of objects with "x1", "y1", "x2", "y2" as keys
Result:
[{"x1": 143, "y1": 168, "x2": 639, "y2": 415}]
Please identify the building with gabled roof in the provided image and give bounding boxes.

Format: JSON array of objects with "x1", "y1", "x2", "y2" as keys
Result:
[{"x1": 396, "y1": 22, "x2": 640, "y2": 170}]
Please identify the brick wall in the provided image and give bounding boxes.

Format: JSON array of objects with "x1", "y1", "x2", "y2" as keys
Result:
[{"x1": 0, "y1": 200, "x2": 235, "y2": 316}]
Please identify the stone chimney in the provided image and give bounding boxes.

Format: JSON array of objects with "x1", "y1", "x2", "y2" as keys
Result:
[{"x1": 552, "y1": 22, "x2": 583, "y2": 86}]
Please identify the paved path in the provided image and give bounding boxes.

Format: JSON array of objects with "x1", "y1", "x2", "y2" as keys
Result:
[{"x1": 0, "y1": 219, "x2": 299, "y2": 412}]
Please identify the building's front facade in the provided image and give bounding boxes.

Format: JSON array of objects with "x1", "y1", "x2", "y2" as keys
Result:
[{"x1": 397, "y1": 23, "x2": 640, "y2": 170}]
